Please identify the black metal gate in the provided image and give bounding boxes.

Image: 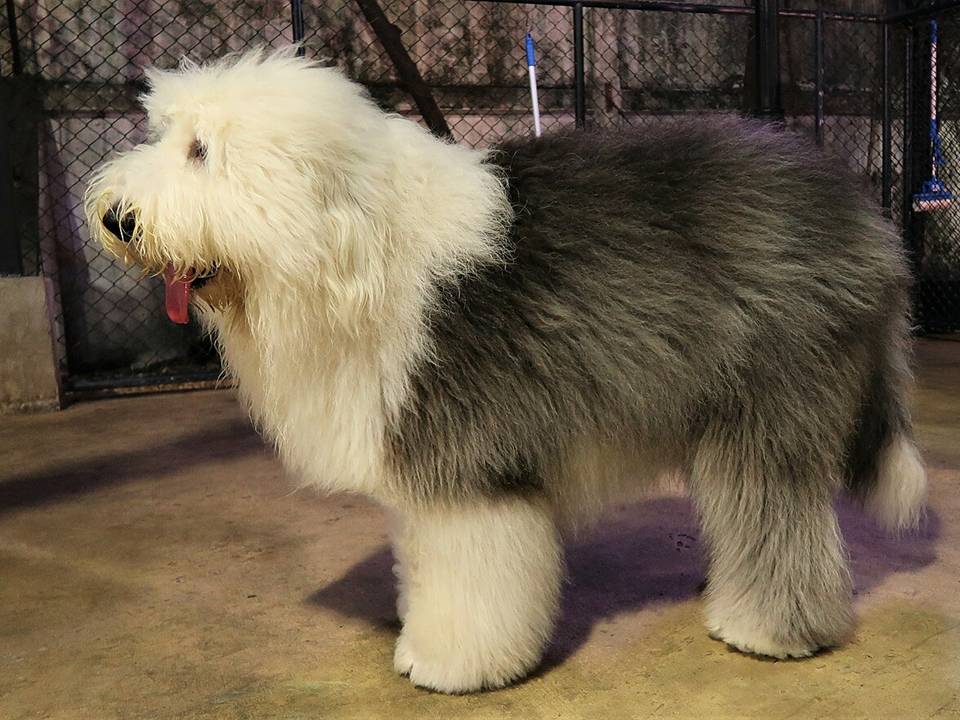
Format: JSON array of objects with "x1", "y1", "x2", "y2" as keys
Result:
[{"x1": 2, "y1": 0, "x2": 958, "y2": 396}]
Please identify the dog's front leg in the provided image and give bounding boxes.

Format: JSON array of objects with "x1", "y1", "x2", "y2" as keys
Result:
[{"x1": 390, "y1": 495, "x2": 562, "y2": 693}]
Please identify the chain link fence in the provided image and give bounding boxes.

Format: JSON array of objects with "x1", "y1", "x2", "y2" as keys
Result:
[{"x1": 1, "y1": 0, "x2": 958, "y2": 393}]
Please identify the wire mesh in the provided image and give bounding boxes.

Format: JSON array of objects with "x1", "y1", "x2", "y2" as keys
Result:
[
  {"x1": 304, "y1": 0, "x2": 579, "y2": 143},
  {"x1": 779, "y1": 16, "x2": 895, "y2": 205},
  {"x1": 2, "y1": 1, "x2": 957, "y2": 393},
  {"x1": 581, "y1": 6, "x2": 753, "y2": 128}
]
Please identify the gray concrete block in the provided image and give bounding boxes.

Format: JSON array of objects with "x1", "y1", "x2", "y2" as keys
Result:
[{"x1": 0, "y1": 275, "x2": 61, "y2": 413}]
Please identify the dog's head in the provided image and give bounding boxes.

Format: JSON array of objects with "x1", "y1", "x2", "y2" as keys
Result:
[{"x1": 84, "y1": 49, "x2": 391, "y2": 325}]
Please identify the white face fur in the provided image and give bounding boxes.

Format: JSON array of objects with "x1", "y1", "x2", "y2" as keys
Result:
[
  {"x1": 86, "y1": 49, "x2": 511, "y2": 335},
  {"x1": 84, "y1": 50, "x2": 397, "y2": 317}
]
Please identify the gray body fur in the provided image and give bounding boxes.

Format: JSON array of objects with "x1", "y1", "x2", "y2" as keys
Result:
[
  {"x1": 387, "y1": 118, "x2": 914, "y2": 662},
  {"x1": 390, "y1": 119, "x2": 911, "y2": 504}
]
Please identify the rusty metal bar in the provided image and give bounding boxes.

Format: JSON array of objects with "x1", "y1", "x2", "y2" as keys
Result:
[{"x1": 355, "y1": 0, "x2": 452, "y2": 138}]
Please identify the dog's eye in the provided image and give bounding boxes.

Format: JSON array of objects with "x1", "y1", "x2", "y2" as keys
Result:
[{"x1": 188, "y1": 139, "x2": 207, "y2": 163}]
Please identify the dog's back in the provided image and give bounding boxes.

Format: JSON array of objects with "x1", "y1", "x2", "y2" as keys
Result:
[{"x1": 389, "y1": 118, "x2": 921, "y2": 527}]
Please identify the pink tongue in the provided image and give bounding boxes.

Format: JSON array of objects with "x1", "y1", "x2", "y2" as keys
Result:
[{"x1": 163, "y1": 263, "x2": 193, "y2": 325}]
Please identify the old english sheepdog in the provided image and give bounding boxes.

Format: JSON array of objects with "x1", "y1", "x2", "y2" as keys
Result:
[{"x1": 86, "y1": 50, "x2": 927, "y2": 693}]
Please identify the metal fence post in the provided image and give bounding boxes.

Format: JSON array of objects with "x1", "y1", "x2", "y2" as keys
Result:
[
  {"x1": 0, "y1": 99, "x2": 22, "y2": 275},
  {"x1": 902, "y1": 27, "x2": 913, "y2": 237},
  {"x1": 290, "y1": 0, "x2": 305, "y2": 57},
  {"x1": 2, "y1": 0, "x2": 29, "y2": 276},
  {"x1": 814, "y1": 9, "x2": 824, "y2": 145},
  {"x1": 904, "y1": 16, "x2": 942, "y2": 320},
  {"x1": 881, "y1": 21, "x2": 892, "y2": 214},
  {"x1": 753, "y1": 0, "x2": 783, "y2": 119},
  {"x1": 0, "y1": 80, "x2": 40, "y2": 276},
  {"x1": 4, "y1": 0, "x2": 22, "y2": 75},
  {"x1": 573, "y1": 3, "x2": 586, "y2": 129}
]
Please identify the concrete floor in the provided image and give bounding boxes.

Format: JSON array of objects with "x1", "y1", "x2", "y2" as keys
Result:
[{"x1": 1, "y1": 340, "x2": 958, "y2": 720}]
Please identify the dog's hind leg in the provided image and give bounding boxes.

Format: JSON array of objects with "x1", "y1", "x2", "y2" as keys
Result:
[
  {"x1": 689, "y1": 423, "x2": 853, "y2": 659},
  {"x1": 390, "y1": 494, "x2": 562, "y2": 693}
]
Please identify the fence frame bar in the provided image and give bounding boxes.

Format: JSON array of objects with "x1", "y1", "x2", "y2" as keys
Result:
[
  {"x1": 814, "y1": 9, "x2": 824, "y2": 144},
  {"x1": 290, "y1": 0, "x2": 305, "y2": 56},
  {"x1": 754, "y1": 0, "x2": 783, "y2": 119},
  {"x1": 4, "y1": 0, "x2": 22, "y2": 75},
  {"x1": 881, "y1": 21, "x2": 892, "y2": 212},
  {"x1": 573, "y1": 2, "x2": 586, "y2": 128}
]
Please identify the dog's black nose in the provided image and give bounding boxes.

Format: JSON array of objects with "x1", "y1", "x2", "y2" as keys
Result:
[{"x1": 102, "y1": 204, "x2": 137, "y2": 243}]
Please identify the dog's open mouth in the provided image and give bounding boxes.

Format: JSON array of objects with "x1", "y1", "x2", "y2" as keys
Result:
[{"x1": 163, "y1": 263, "x2": 219, "y2": 324}]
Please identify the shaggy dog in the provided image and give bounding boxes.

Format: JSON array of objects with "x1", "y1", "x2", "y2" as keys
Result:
[{"x1": 86, "y1": 50, "x2": 927, "y2": 693}]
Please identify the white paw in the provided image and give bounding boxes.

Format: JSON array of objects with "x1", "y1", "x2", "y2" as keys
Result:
[
  {"x1": 392, "y1": 631, "x2": 477, "y2": 693},
  {"x1": 708, "y1": 622, "x2": 819, "y2": 659},
  {"x1": 393, "y1": 631, "x2": 414, "y2": 677},
  {"x1": 392, "y1": 627, "x2": 530, "y2": 694}
]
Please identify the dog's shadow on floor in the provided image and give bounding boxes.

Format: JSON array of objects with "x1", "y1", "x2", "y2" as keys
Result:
[{"x1": 306, "y1": 496, "x2": 939, "y2": 668}]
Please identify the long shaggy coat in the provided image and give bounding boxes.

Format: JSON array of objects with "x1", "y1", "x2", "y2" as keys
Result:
[{"x1": 86, "y1": 51, "x2": 926, "y2": 694}]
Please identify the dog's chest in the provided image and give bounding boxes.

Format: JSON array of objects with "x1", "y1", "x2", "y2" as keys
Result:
[{"x1": 217, "y1": 318, "x2": 388, "y2": 497}]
